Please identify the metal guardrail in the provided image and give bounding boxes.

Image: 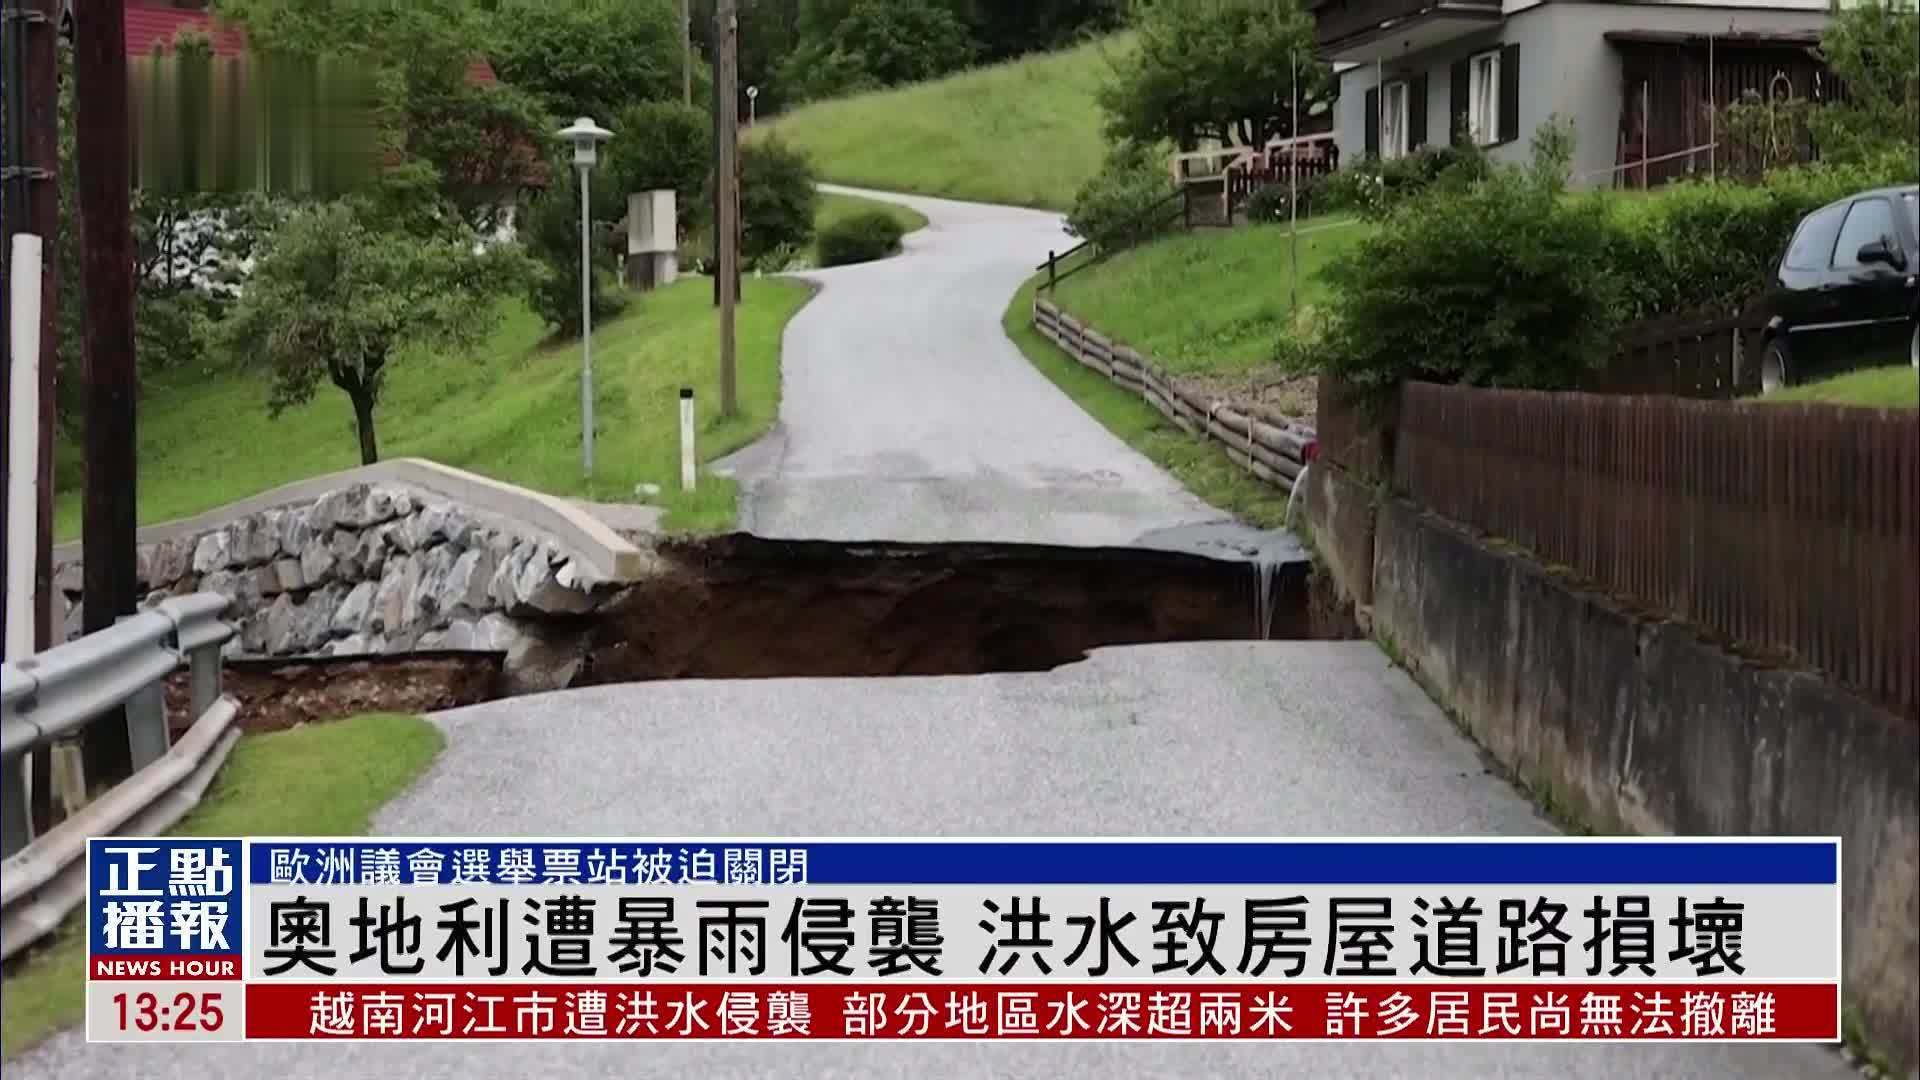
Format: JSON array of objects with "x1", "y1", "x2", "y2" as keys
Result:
[{"x1": 1, "y1": 592, "x2": 234, "y2": 858}]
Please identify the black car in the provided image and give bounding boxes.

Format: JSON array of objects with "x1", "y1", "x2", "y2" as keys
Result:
[{"x1": 1759, "y1": 184, "x2": 1920, "y2": 392}]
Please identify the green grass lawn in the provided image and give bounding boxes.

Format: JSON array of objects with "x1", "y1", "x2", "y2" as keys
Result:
[
  {"x1": 1764, "y1": 365, "x2": 1920, "y2": 407},
  {"x1": 759, "y1": 35, "x2": 1126, "y2": 211},
  {"x1": 55, "y1": 277, "x2": 814, "y2": 541},
  {"x1": 0, "y1": 713, "x2": 443, "y2": 1057},
  {"x1": 1050, "y1": 217, "x2": 1367, "y2": 376},
  {"x1": 1005, "y1": 273, "x2": 1292, "y2": 529},
  {"x1": 816, "y1": 191, "x2": 929, "y2": 236}
]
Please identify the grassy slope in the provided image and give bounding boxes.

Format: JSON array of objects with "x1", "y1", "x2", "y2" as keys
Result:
[
  {"x1": 0, "y1": 714, "x2": 444, "y2": 1056},
  {"x1": 1004, "y1": 273, "x2": 1292, "y2": 528},
  {"x1": 1765, "y1": 365, "x2": 1919, "y2": 407},
  {"x1": 1051, "y1": 217, "x2": 1365, "y2": 376},
  {"x1": 760, "y1": 35, "x2": 1125, "y2": 211},
  {"x1": 58, "y1": 277, "x2": 813, "y2": 540},
  {"x1": 816, "y1": 191, "x2": 929, "y2": 236}
]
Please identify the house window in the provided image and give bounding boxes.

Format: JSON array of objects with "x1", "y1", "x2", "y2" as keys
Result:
[
  {"x1": 1469, "y1": 49, "x2": 1500, "y2": 145},
  {"x1": 1382, "y1": 80, "x2": 1410, "y2": 159}
]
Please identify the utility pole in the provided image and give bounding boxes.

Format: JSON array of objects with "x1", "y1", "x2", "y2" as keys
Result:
[
  {"x1": 75, "y1": 0, "x2": 140, "y2": 786},
  {"x1": 715, "y1": 0, "x2": 739, "y2": 419},
  {"x1": 24, "y1": 0, "x2": 60, "y2": 832},
  {"x1": 682, "y1": 0, "x2": 692, "y2": 106}
]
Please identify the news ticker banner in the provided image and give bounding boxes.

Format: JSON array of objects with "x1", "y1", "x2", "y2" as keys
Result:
[{"x1": 86, "y1": 837, "x2": 1841, "y2": 1044}]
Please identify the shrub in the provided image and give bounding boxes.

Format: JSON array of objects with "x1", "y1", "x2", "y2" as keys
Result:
[
  {"x1": 1317, "y1": 140, "x2": 1493, "y2": 220},
  {"x1": 523, "y1": 164, "x2": 630, "y2": 338},
  {"x1": 1293, "y1": 158, "x2": 1627, "y2": 395},
  {"x1": 1245, "y1": 175, "x2": 1325, "y2": 223},
  {"x1": 817, "y1": 210, "x2": 907, "y2": 267},
  {"x1": 1608, "y1": 154, "x2": 1918, "y2": 318},
  {"x1": 1067, "y1": 142, "x2": 1179, "y2": 248},
  {"x1": 702, "y1": 135, "x2": 820, "y2": 264}
]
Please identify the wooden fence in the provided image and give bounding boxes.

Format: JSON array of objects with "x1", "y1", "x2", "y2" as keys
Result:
[
  {"x1": 1395, "y1": 381, "x2": 1920, "y2": 721},
  {"x1": 1033, "y1": 297, "x2": 1316, "y2": 495},
  {"x1": 1584, "y1": 303, "x2": 1771, "y2": 398}
]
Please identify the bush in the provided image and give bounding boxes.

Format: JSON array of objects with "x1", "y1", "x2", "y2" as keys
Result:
[
  {"x1": 1067, "y1": 142, "x2": 1179, "y2": 248},
  {"x1": 1246, "y1": 174, "x2": 1328, "y2": 223},
  {"x1": 523, "y1": 164, "x2": 630, "y2": 338},
  {"x1": 1318, "y1": 140, "x2": 1492, "y2": 220},
  {"x1": 817, "y1": 210, "x2": 907, "y2": 266},
  {"x1": 1607, "y1": 154, "x2": 1918, "y2": 318},
  {"x1": 703, "y1": 136, "x2": 820, "y2": 264},
  {"x1": 1293, "y1": 156, "x2": 1627, "y2": 395}
]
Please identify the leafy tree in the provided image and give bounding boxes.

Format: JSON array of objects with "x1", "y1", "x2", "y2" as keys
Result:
[
  {"x1": 218, "y1": 200, "x2": 531, "y2": 464},
  {"x1": 776, "y1": 0, "x2": 977, "y2": 101},
  {"x1": 523, "y1": 160, "x2": 632, "y2": 339},
  {"x1": 1811, "y1": 0, "x2": 1920, "y2": 166},
  {"x1": 488, "y1": 0, "x2": 694, "y2": 123},
  {"x1": 1099, "y1": 0, "x2": 1330, "y2": 152},
  {"x1": 953, "y1": 0, "x2": 1127, "y2": 62},
  {"x1": 1066, "y1": 140, "x2": 1180, "y2": 248},
  {"x1": 608, "y1": 101, "x2": 713, "y2": 204}
]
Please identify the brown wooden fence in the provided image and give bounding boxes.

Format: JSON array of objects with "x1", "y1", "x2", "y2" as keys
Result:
[
  {"x1": 1395, "y1": 381, "x2": 1920, "y2": 721},
  {"x1": 1585, "y1": 304, "x2": 1771, "y2": 398}
]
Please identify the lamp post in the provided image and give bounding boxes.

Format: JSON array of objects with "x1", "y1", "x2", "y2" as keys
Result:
[
  {"x1": 557, "y1": 117, "x2": 612, "y2": 478},
  {"x1": 746, "y1": 85, "x2": 758, "y2": 128}
]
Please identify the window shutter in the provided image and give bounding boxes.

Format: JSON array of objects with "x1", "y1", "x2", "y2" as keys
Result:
[
  {"x1": 1364, "y1": 87, "x2": 1380, "y2": 157},
  {"x1": 1499, "y1": 43, "x2": 1521, "y2": 144},
  {"x1": 1409, "y1": 74, "x2": 1429, "y2": 150},
  {"x1": 1450, "y1": 59, "x2": 1470, "y2": 145}
]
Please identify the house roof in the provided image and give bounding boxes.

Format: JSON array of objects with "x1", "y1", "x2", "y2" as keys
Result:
[{"x1": 123, "y1": 2, "x2": 499, "y2": 86}]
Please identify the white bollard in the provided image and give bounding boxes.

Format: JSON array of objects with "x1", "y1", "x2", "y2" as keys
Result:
[
  {"x1": 7, "y1": 234, "x2": 44, "y2": 665},
  {"x1": 679, "y1": 388, "x2": 697, "y2": 491}
]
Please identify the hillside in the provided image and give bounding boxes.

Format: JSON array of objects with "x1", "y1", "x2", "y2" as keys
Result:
[
  {"x1": 58, "y1": 278, "x2": 813, "y2": 539},
  {"x1": 757, "y1": 35, "x2": 1126, "y2": 211}
]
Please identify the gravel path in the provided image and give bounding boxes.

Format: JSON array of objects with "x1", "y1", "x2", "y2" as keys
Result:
[{"x1": 717, "y1": 184, "x2": 1226, "y2": 546}]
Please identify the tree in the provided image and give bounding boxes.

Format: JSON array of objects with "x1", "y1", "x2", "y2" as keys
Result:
[
  {"x1": 488, "y1": 0, "x2": 693, "y2": 123},
  {"x1": 608, "y1": 100, "x2": 712, "y2": 204},
  {"x1": 1099, "y1": 0, "x2": 1330, "y2": 151},
  {"x1": 218, "y1": 200, "x2": 530, "y2": 464},
  {"x1": 775, "y1": 0, "x2": 976, "y2": 101},
  {"x1": 1811, "y1": 0, "x2": 1920, "y2": 166}
]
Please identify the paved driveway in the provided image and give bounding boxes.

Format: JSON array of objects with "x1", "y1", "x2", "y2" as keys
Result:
[
  {"x1": 718, "y1": 184, "x2": 1225, "y2": 547},
  {"x1": 11, "y1": 644, "x2": 1857, "y2": 1078}
]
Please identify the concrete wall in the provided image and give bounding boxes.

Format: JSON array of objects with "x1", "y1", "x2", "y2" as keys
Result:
[
  {"x1": 1333, "y1": 2, "x2": 1834, "y2": 185},
  {"x1": 1306, "y1": 477, "x2": 1920, "y2": 1068}
]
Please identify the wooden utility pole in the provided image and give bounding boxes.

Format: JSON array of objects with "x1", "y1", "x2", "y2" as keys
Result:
[
  {"x1": 75, "y1": 0, "x2": 140, "y2": 785},
  {"x1": 715, "y1": 0, "x2": 739, "y2": 419},
  {"x1": 25, "y1": 0, "x2": 61, "y2": 832},
  {"x1": 682, "y1": 0, "x2": 693, "y2": 106}
]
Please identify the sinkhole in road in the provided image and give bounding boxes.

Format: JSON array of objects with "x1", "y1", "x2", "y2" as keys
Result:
[{"x1": 568, "y1": 533, "x2": 1358, "y2": 686}]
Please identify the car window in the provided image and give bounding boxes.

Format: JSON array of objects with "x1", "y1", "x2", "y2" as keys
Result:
[
  {"x1": 1904, "y1": 192, "x2": 1918, "y2": 236},
  {"x1": 1832, "y1": 198, "x2": 1899, "y2": 269},
  {"x1": 1783, "y1": 203, "x2": 1846, "y2": 271}
]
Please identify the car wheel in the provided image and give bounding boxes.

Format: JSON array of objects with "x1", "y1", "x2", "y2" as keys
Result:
[{"x1": 1761, "y1": 337, "x2": 1791, "y2": 394}]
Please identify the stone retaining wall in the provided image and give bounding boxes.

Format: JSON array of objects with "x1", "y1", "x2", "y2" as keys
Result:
[{"x1": 55, "y1": 482, "x2": 633, "y2": 692}]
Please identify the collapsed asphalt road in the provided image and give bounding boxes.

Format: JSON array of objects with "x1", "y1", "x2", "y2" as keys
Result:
[{"x1": 17, "y1": 646, "x2": 1856, "y2": 1078}]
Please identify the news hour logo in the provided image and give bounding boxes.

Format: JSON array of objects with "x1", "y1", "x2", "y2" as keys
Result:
[{"x1": 88, "y1": 838, "x2": 244, "y2": 976}]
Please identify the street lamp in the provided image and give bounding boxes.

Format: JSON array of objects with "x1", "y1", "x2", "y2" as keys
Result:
[
  {"x1": 557, "y1": 116, "x2": 612, "y2": 478},
  {"x1": 746, "y1": 85, "x2": 759, "y2": 128}
]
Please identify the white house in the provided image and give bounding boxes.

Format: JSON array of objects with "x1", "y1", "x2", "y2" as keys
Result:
[{"x1": 1311, "y1": 0, "x2": 1849, "y2": 187}]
